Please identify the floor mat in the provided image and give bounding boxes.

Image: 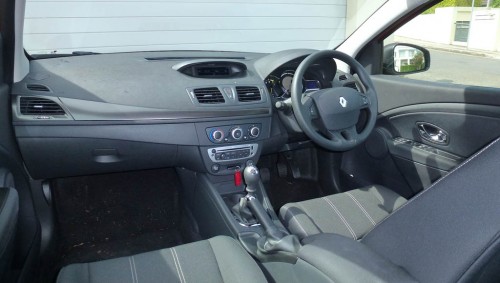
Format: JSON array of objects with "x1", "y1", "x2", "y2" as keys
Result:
[{"x1": 52, "y1": 168, "x2": 183, "y2": 267}]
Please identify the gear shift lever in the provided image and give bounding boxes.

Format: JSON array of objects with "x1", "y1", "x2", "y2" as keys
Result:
[
  {"x1": 243, "y1": 165, "x2": 284, "y2": 241},
  {"x1": 230, "y1": 166, "x2": 260, "y2": 226},
  {"x1": 241, "y1": 165, "x2": 300, "y2": 255},
  {"x1": 243, "y1": 166, "x2": 259, "y2": 195}
]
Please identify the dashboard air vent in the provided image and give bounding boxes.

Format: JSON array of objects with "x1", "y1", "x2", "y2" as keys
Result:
[
  {"x1": 344, "y1": 82, "x2": 359, "y2": 91},
  {"x1": 339, "y1": 75, "x2": 348, "y2": 81},
  {"x1": 26, "y1": 84, "x2": 50, "y2": 92},
  {"x1": 20, "y1": 97, "x2": 66, "y2": 115},
  {"x1": 236, "y1": 86, "x2": 261, "y2": 102},
  {"x1": 193, "y1": 87, "x2": 225, "y2": 104}
]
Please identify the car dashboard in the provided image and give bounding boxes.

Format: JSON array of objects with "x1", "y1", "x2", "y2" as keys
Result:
[{"x1": 12, "y1": 49, "x2": 359, "y2": 179}]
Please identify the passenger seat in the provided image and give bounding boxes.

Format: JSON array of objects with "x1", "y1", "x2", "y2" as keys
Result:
[
  {"x1": 280, "y1": 185, "x2": 406, "y2": 240},
  {"x1": 57, "y1": 236, "x2": 267, "y2": 283}
]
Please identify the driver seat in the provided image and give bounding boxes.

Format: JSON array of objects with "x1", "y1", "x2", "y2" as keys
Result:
[
  {"x1": 280, "y1": 185, "x2": 407, "y2": 240},
  {"x1": 279, "y1": 186, "x2": 407, "y2": 240}
]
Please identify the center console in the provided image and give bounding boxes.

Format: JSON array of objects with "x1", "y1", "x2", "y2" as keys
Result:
[
  {"x1": 177, "y1": 162, "x2": 300, "y2": 262},
  {"x1": 195, "y1": 117, "x2": 270, "y2": 175},
  {"x1": 176, "y1": 114, "x2": 300, "y2": 261}
]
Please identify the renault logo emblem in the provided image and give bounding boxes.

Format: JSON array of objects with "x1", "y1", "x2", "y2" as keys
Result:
[{"x1": 339, "y1": 97, "x2": 347, "y2": 108}]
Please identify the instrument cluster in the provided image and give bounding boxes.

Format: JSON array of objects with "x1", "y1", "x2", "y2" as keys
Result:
[{"x1": 265, "y1": 69, "x2": 322, "y2": 99}]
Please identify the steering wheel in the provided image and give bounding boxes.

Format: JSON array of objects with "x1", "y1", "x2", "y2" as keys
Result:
[{"x1": 291, "y1": 50, "x2": 378, "y2": 151}]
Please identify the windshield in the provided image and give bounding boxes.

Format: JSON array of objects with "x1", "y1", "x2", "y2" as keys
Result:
[{"x1": 23, "y1": 0, "x2": 387, "y2": 55}]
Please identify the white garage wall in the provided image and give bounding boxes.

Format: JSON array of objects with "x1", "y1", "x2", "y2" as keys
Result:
[{"x1": 23, "y1": 0, "x2": 347, "y2": 54}]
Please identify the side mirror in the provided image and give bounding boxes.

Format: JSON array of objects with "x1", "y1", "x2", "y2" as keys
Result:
[{"x1": 383, "y1": 43, "x2": 430, "y2": 75}]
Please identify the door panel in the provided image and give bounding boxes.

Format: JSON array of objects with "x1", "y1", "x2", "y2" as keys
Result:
[
  {"x1": 374, "y1": 75, "x2": 500, "y2": 113},
  {"x1": 384, "y1": 110, "x2": 500, "y2": 157},
  {"x1": 340, "y1": 75, "x2": 500, "y2": 197}
]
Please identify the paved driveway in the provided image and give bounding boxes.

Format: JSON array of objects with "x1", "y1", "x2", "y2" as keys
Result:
[{"x1": 403, "y1": 49, "x2": 500, "y2": 89}]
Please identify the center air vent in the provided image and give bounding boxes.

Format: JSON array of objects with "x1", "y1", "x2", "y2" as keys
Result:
[
  {"x1": 19, "y1": 97, "x2": 66, "y2": 115},
  {"x1": 192, "y1": 87, "x2": 225, "y2": 104},
  {"x1": 236, "y1": 86, "x2": 261, "y2": 102}
]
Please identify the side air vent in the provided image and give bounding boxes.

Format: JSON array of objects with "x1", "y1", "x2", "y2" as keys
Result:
[
  {"x1": 236, "y1": 86, "x2": 261, "y2": 102},
  {"x1": 339, "y1": 74, "x2": 348, "y2": 81},
  {"x1": 193, "y1": 87, "x2": 225, "y2": 104},
  {"x1": 26, "y1": 84, "x2": 50, "y2": 92},
  {"x1": 20, "y1": 97, "x2": 66, "y2": 115}
]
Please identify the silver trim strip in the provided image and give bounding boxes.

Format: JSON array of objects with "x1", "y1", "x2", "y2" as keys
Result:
[{"x1": 207, "y1": 143, "x2": 258, "y2": 163}]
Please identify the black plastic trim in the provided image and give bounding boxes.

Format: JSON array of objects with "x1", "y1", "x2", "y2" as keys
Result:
[{"x1": 13, "y1": 96, "x2": 271, "y2": 123}]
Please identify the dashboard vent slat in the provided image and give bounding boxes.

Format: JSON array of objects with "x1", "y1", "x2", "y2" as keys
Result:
[
  {"x1": 236, "y1": 86, "x2": 261, "y2": 102},
  {"x1": 344, "y1": 82, "x2": 359, "y2": 91},
  {"x1": 26, "y1": 84, "x2": 51, "y2": 92},
  {"x1": 193, "y1": 87, "x2": 225, "y2": 104},
  {"x1": 20, "y1": 97, "x2": 66, "y2": 115}
]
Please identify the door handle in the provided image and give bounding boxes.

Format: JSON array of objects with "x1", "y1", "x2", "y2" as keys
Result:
[{"x1": 416, "y1": 122, "x2": 448, "y2": 145}]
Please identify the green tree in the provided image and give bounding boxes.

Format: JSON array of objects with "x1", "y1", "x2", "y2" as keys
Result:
[
  {"x1": 492, "y1": 0, "x2": 500, "y2": 8},
  {"x1": 412, "y1": 52, "x2": 425, "y2": 70}
]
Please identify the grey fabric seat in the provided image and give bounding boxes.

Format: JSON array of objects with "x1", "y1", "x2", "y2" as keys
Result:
[
  {"x1": 280, "y1": 185, "x2": 406, "y2": 240},
  {"x1": 57, "y1": 236, "x2": 267, "y2": 283},
  {"x1": 296, "y1": 137, "x2": 500, "y2": 283}
]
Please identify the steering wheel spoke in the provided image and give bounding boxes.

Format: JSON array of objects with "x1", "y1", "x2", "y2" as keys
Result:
[
  {"x1": 342, "y1": 125, "x2": 359, "y2": 142},
  {"x1": 328, "y1": 125, "x2": 359, "y2": 144},
  {"x1": 359, "y1": 94, "x2": 371, "y2": 109},
  {"x1": 290, "y1": 50, "x2": 377, "y2": 151},
  {"x1": 301, "y1": 95, "x2": 320, "y2": 122}
]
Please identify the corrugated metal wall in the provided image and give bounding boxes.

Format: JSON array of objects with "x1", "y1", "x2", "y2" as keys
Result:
[{"x1": 23, "y1": 0, "x2": 347, "y2": 54}]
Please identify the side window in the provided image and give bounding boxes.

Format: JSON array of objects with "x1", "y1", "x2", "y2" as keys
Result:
[{"x1": 384, "y1": 1, "x2": 500, "y2": 88}]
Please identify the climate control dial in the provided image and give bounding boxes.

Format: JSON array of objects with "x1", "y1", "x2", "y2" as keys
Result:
[
  {"x1": 206, "y1": 123, "x2": 262, "y2": 144},
  {"x1": 231, "y1": 127, "x2": 243, "y2": 140},
  {"x1": 249, "y1": 126, "x2": 260, "y2": 138},
  {"x1": 211, "y1": 129, "x2": 225, "y2": 142}
]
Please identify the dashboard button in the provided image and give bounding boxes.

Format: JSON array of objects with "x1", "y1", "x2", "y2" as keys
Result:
[
  {"x1": 309, "y1": 105, "x2": 319, "y2": 118},
  {"x1": 211, "y1": 164, "x2": 220, "y2": 173}
]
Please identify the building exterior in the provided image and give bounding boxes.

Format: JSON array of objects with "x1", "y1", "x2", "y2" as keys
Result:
[
  {"x1": 23, "y1": 0, "x2": 349, "y2": 54},
  {"x1": 395, "y1": 7, "x2": 500, "y2": 52}
]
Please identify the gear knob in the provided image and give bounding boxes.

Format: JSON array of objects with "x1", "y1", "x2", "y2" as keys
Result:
[{"x1": 243, "y1": 165, "x2": 260, "y2": 194}]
